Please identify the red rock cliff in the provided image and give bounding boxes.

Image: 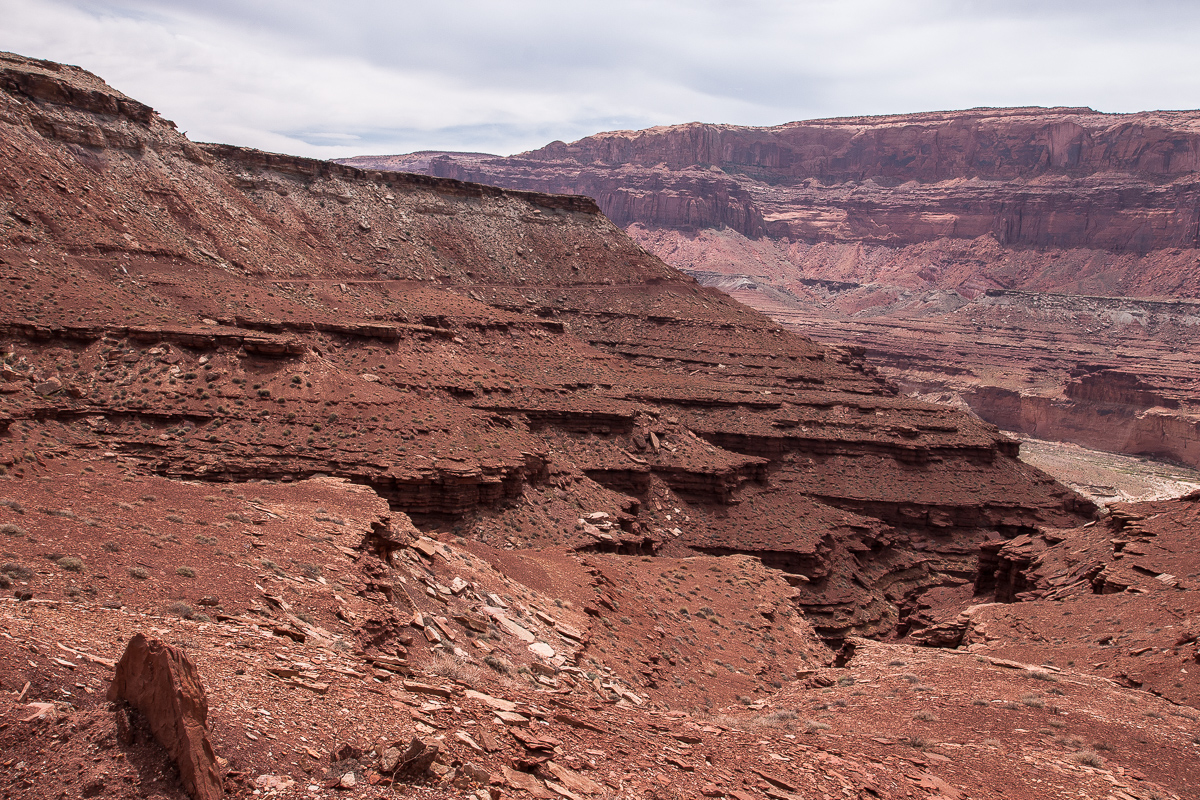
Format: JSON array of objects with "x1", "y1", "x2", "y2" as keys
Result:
[{"x1": 342, "y1": 107, "x2": 1200, "y2": 289}]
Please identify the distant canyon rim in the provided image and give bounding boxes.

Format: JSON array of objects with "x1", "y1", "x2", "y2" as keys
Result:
[{"x1": 340, "y1": 107, "x2": 1200, "y2": 476}]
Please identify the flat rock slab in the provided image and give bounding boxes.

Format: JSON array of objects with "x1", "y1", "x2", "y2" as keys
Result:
[
  {"x1": 402, "y1": 680, "x2": 452, "y2": 698},
  {"x1": 502, "y1": 765, "x2": 554, "y2": 798},
  {"x1": 543, "y1": 761, "x2": 605, "y2": 795},
  {"x1": 464, "y1": 688, "x2": 518, "y2": 712},
  {"x1": 528, "y1": 641, "x2": 556, "y2": 659},
  {"x1": 484, "y1": 607, "x2": 536, "y2": 643}
]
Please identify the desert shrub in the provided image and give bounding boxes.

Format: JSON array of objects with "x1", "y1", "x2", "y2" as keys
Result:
[
  {"x1": 1071, "y1": 750, "x2": 1103, "y2": 767},
  {"x1": 1020, "y1": 694, "x2": 1045, "y2": 708},
  {"x1": 128, "y1": 567, "x2": 149, "y2": 579},
  {"x1": 41, "y1": 508, "x2": 76, "y2": 519},
  {"x1": 0, "y1": 574, "x2": 8, "y2": 589},
  {"x1": 760, "y1": 709, "x2": 798, "y2": 724},
  {"x1": 1, "y1": 523, "x2": 26, "y2": 537},
  {"x1": 102, "y1": 541, "x2": 121, "y2": 552},
  {"x1": 165, "y1": 514, "x2": 185, "y2": 524},
  {"x1": 972, "y1": 698, "x2": 989, "y2": 706},
  {"x1": 299, "y1": 563, "x2": 323, "y2": 580},
  {"x1": 175, "y1": 566, "x2": 196, "y2": 578},
  {"x1": 1022, "y1": 668, "x2": 1060, "y2": 682},
  {"x1": 903, "y1": 735, "x2": 932, "y2": 749},
  {"x1": 426, "y1": 651, "x2": 481, "y2": 683},
  {"x1": 912, "y1": 710, "x2": 937, "y2": 721},
  {"x1": 803, "y1": 720, "x2": 830, "y2": 733},
  {"x1": 1, "y1": 562, "x2": 32, "y2": 579},
  {"x1": 57, "y1": 556, "x2": 83, "y2": 572},
  {"x1": 166, "y1": 601, "x2": 194, "y2": 618},
  {"x1": 887, "y1": 659, "x2": 906, "y2": 666},
  {"x1": 838, "y1": 675, "x2": 856, "y2": 686},
  {"x1": 900, "y1": 673, "x2": 920, "y2": 684},
  {"x1": 483, "y1": 654, "x2": 511, "y2": 675}
]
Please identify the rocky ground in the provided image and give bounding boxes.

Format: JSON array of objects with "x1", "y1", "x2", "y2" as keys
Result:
[
  {"x1": 1012, "y1": 435, "x2": 1200, "y2": 506},
  {"x1": 2, "y1": 464, "x2": 1198, "y2": 800},
  {"x1": 0, "y1": 51, "x2": 1197, "y2": 799}
]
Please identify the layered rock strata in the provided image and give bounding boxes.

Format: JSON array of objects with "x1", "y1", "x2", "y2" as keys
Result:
[
  {"x1": 345, "y1": 108, "x2": 1200, "y2": 467},
  {"x1": 0, "y1": 51, "x2": 1090, "y2": 643}
]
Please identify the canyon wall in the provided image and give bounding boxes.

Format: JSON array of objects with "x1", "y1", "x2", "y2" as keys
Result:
[
  {"x1": 0, "y1": 51, "x2": 1090, "y2": 644},
  {"x1": 342, "y1": 107, "x2": 1200, "y2": 467}
]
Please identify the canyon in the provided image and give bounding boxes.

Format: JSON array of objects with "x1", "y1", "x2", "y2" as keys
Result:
[
  {"x1": 342, "y1": 107, "x2": 1200, "y2": 472},
  {"x1": 0, "y1": 51, "x2": 1197, "y2": 800}
]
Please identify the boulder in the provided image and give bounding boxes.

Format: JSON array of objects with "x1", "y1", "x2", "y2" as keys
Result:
[
  {"x1": 107, "y1": 633, "x2": 223, "y2": 800},
  {"x1": 374, "y1": 736, "x2": 440, "y2": 782}
]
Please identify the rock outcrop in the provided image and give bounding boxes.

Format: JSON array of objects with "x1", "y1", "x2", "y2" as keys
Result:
[{"x1": 107, "y1": 634, "x2": 222, "y2": 800}]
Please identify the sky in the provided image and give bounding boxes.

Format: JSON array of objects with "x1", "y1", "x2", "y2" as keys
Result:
[{"x1": 2, "y1": 0, "x2": 1200, "y2": 159}]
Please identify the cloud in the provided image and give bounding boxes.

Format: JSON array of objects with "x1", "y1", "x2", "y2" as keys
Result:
[{"x1": 1, "y1": 0, "x2": 1198, "y2": 158}]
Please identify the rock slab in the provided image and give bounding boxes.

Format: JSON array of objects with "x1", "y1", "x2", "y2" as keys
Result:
[{"x1": 107, "y1": 633, "x2": 223, "y2": 800}]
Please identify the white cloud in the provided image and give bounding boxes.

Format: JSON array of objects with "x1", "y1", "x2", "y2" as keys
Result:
[{"x1": 1, "y1": 0, "x2": 1198, "y2": 158}]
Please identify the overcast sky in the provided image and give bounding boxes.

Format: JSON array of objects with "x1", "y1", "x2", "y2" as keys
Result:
[{"x1": 3, "y1": 0, "x2": 1200, "y2": 159}]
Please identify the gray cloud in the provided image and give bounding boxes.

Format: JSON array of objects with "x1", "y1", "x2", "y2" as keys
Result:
[{"x1": 2, "y1": 0, "x2": 1199, "y2": 158}]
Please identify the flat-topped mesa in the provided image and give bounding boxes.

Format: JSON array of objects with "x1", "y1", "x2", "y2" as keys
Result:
[
  {"x1": 2, "y1": 51, "x2": 1091, "y2": 643},
  {"x1": 345, "y1": 106, "x2": 1200, "y2": 272},
  {"x1": 520, "y1": 107, "x2": 1200, "y2": 179}
]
